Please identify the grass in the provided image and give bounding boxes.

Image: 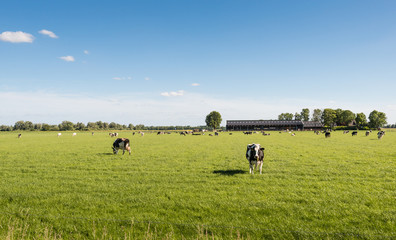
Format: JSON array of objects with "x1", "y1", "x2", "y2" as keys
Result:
[{"x1": 0, "y1": 130, "x2": 395, "y2": 239}]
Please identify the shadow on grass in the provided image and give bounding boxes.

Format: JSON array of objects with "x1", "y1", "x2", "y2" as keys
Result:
[{"x1": 213, "y1": 169, "x2": 247, "y2": 176}]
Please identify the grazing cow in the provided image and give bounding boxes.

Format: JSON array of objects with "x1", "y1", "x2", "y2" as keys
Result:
[
  {"x1": 92, "y1": 132, "x2": 95, "y2": 136},
  {"x1": 57, "y1": 133, "x2": 62, "y2": 137},
  {"x1": 18, "y1": 134, "x2": 22, "y2": 138},
  {"x1": 112, "y1": 138, "x2": 131, "y2": 155},
  {"x1": 352, "y1": 131, "x2": 358, "y2": 136},
  {"x1": 215, "y1": 132, "x2": 219, "y2": 136},
  {"x1": 365, "y1": 131, "x2": 370, "y2": 136},
  {"x1": 325, "y1": 132, "x2": 331, "y2": 138},
  {"x1": 72, "y1": 133, "x2": 77, "y2": 136},
  {"x1": 140, "y1": 132, "x2": 144, "y2": 137},
  {"x1": 378, "y1": 131, "x2": 385, "y2": 140},
  {"x1": 246, "y1": 143, "x2": 265, "y2": 174},
  {"x1": 209, "y1": 134, "x2": 213, "y2": 136},
  {"x1": 229, "y1": 133, "x2": 232, "y2": 135},
  {"x1": 180, "y1": 132, "x2": 186, "y2": 136}
]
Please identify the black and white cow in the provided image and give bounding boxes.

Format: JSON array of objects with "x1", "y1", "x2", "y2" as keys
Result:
[
  {"x1": 352, "y1": 131, "x2": 358, "y2": 136},
  {"x1": 112, "y1": 138, "x2": 131, "y2": 155},
  {"x1": 246, "y1": 143, "x2": 265, "y2": 174},
  {"x1": 325, "y1": 132, "x2": 331, "y2": 138},
  {"x1": 377, "y1": 131, "x2": 385, "y2": 140}
]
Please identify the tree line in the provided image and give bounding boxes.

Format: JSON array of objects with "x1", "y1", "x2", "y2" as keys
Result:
[
  {"x1": 0, "y1": 120, "x2": 209, "y2": 132},
  {"x1": 278, "y1": 108, "x2": 388, "y2": 129}
]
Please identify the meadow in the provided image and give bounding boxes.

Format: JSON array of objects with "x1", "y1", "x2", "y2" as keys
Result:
[{"x1": 0, "y1": 130, "x2": 395, "y2": 239}]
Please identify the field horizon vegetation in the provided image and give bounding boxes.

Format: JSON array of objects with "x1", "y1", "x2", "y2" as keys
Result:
[{"x1": 1, "y1": 130, "x2": 395, "y2": 239}]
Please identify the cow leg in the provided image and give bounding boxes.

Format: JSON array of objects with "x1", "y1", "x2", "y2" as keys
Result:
[
  {"x1": 250, "y1": 163, "x2": 254, "y2": 174},
  {"x1": 122, "y1": 149, "x2": 125, "y2": 155},
  {"x1": 259, "y1": 162, "x2": 263, "y2": 174}
]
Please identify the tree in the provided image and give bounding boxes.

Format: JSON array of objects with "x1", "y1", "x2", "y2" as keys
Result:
[
  {"x1": 87, "y1": 122, "x2": 97, "y2": 130},
  {"x1": 294, "y1": 112, "x2": 302, "y2": 121},
  {"x1": 340, "y1": 110, "x2": 355, "y2": 126},
  {"x1": 59, "y1": 121, "x2": 74, "y2": 131},
  {"x1": 205, "y1": 111, "x2": 222, "y2": 130},
  {"x1": 312, "y1": 109, "x2": 322, "y2": 122},
  {"x1": 301, "y1": 108, "x2": 310, "y2": 121},
  {"x1": 74, "y1": 122, "x2": 86, "y2": 131},
  {"x1": 14, "y1": 121, "x2": 26, "y2": 130},
  {"x1": 278, "y1": 113, "x2": 293, "y2": 121},
  {"x1": 368, "y1": 110, "x2": 387, "y2": 128},
  {"x1": 335, "y1": 108, "x2": 344, "y2": 126},
  {"x1": 355, "y1": 113, "x2": 367, "y2": 129},
  {"x1": 321, "y1": 108, "x2": 337, "y2": 128}
]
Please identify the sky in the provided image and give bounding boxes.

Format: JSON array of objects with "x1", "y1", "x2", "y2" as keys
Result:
[{"x1": 1, "y1": 0, "x2": 396, "y2": 126}]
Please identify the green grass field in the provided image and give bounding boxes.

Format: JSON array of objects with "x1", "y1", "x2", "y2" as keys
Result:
[{"x1": 0, "y1": 130, "x2": 395, "y2": 239}]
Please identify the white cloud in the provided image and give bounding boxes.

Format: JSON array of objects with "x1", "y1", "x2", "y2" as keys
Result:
[
  {"x1": 38, "y1": 29, "x2": 58, "y2": 39},
  {"x1": 0, "y1": 31, "x2": 34, "y2": 43},
  {"x1": 145, "y1": 77, "x2": 150, "y2": 81},
  {"x1": 191, "y1": 83, "x2": 200, "y2": 86},
  {"x1": 84, "y1": 50, "x2": 89, "y2": 54},
  {"x1": 113, "y1": 76, "x2": 132, "y2": 80},
  {"x1": 59, "y1": 56, "x2": 75, "y2": 62},
  {"x1": 161, "y1": 90, "x2": 185, "y2": 97}
]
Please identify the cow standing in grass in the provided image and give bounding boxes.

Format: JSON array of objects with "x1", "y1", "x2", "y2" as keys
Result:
[
  {"x1": 112, "y1": 138, "x2": 131, "y2": 155},
  {"x1": 325, "y1": 132, "x2": 331, "y2": 138},
  {"x1": 246, "y1": 143, "x2": 265, "y2": 174},
  {"x1": 378, "y1": 131, "x2": 385, "y2": 140},
  {"x1": 352, "y1": 131, "x2": 358, "y2": 136}
]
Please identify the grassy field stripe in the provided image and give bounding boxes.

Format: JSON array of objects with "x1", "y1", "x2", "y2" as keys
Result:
[{"x1": 1, "y1": 210, "x2": 395, "y2": 238}]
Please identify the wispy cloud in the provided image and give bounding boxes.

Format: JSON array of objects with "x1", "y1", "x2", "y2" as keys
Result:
[
  {"x1": 0, "y1": 90, "x2": 394, "y2": 126},
  {"x1": 191, "y1": 83, "x2": 200, "y2": 86},
  {"x1": 112, "y1": 76, "x2": 132, "y2": 80},
  {"x1": 59, "y1": 56, "x2": 75, "y2": 62},
  {"x1": 161, "y1": 90, "x2": 185, "y2": 97},
  {"x1": 38, "y1": 29, "x2": 58, "y2": 39},
  {"x1": 0, "y1": 31, "x2": 34, "y2": 43},
  {"x1": 145, "y1": 77, "x2": 150, "y2": 81},
  {"x1": 84, "y1": 50, "x2": 89, "y2": 54}
]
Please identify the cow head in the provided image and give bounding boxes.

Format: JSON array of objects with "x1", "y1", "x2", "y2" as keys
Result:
[
  {"x1": 112, "y1": 146, "x2": 117, "y2": 154},
  {"x1": 246, "y1": 143, "x2": 261, "y2": 161}
]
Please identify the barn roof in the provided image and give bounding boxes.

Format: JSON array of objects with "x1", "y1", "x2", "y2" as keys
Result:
[
  {"x1": 226, "y1": 120, "x2": 323, "y2": 127},
  {"x1": 226, "y1": 120, "x2": 303, "y2": 126}
]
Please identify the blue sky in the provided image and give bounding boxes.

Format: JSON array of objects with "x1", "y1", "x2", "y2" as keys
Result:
[{"x1": 1, "y1": 0, "x2": 395, "y2": 126}]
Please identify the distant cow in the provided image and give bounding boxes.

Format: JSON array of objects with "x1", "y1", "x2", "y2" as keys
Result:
[
  {"x1": 57, "y1": 133, "x2": 62, "y2": 137},
  {"x1": 352, "y1": 131, "x2": 358, "y2": 136},
  {"x1": 246, "y1": 143, "x2": 265, "y2": 174},
  {"x1": 365, "y1": 131, "x2": 370, "y2": 136},
  {"x1": 378, "y1": 131, "x2": 385, "y2": 140},
  {"x1": 215, "y1": 132, "x2": 219, "y2": 136},
  {"x1": 112, "y1": 138, "x2": 131, "y2": 155},
  {"x1": 72, "y1": 133, "x2": 77, "y2": 136},
  {"x1": 325, "y1": 132, "x2": 331, "y2": 138},
  {"x1": 18, "y1": 134, "x2": 22, "y2": 138}
]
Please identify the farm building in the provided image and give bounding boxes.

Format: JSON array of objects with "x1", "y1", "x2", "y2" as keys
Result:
[{"x1": 226, "y1": 120, "x2": 323, "y2": 131}]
